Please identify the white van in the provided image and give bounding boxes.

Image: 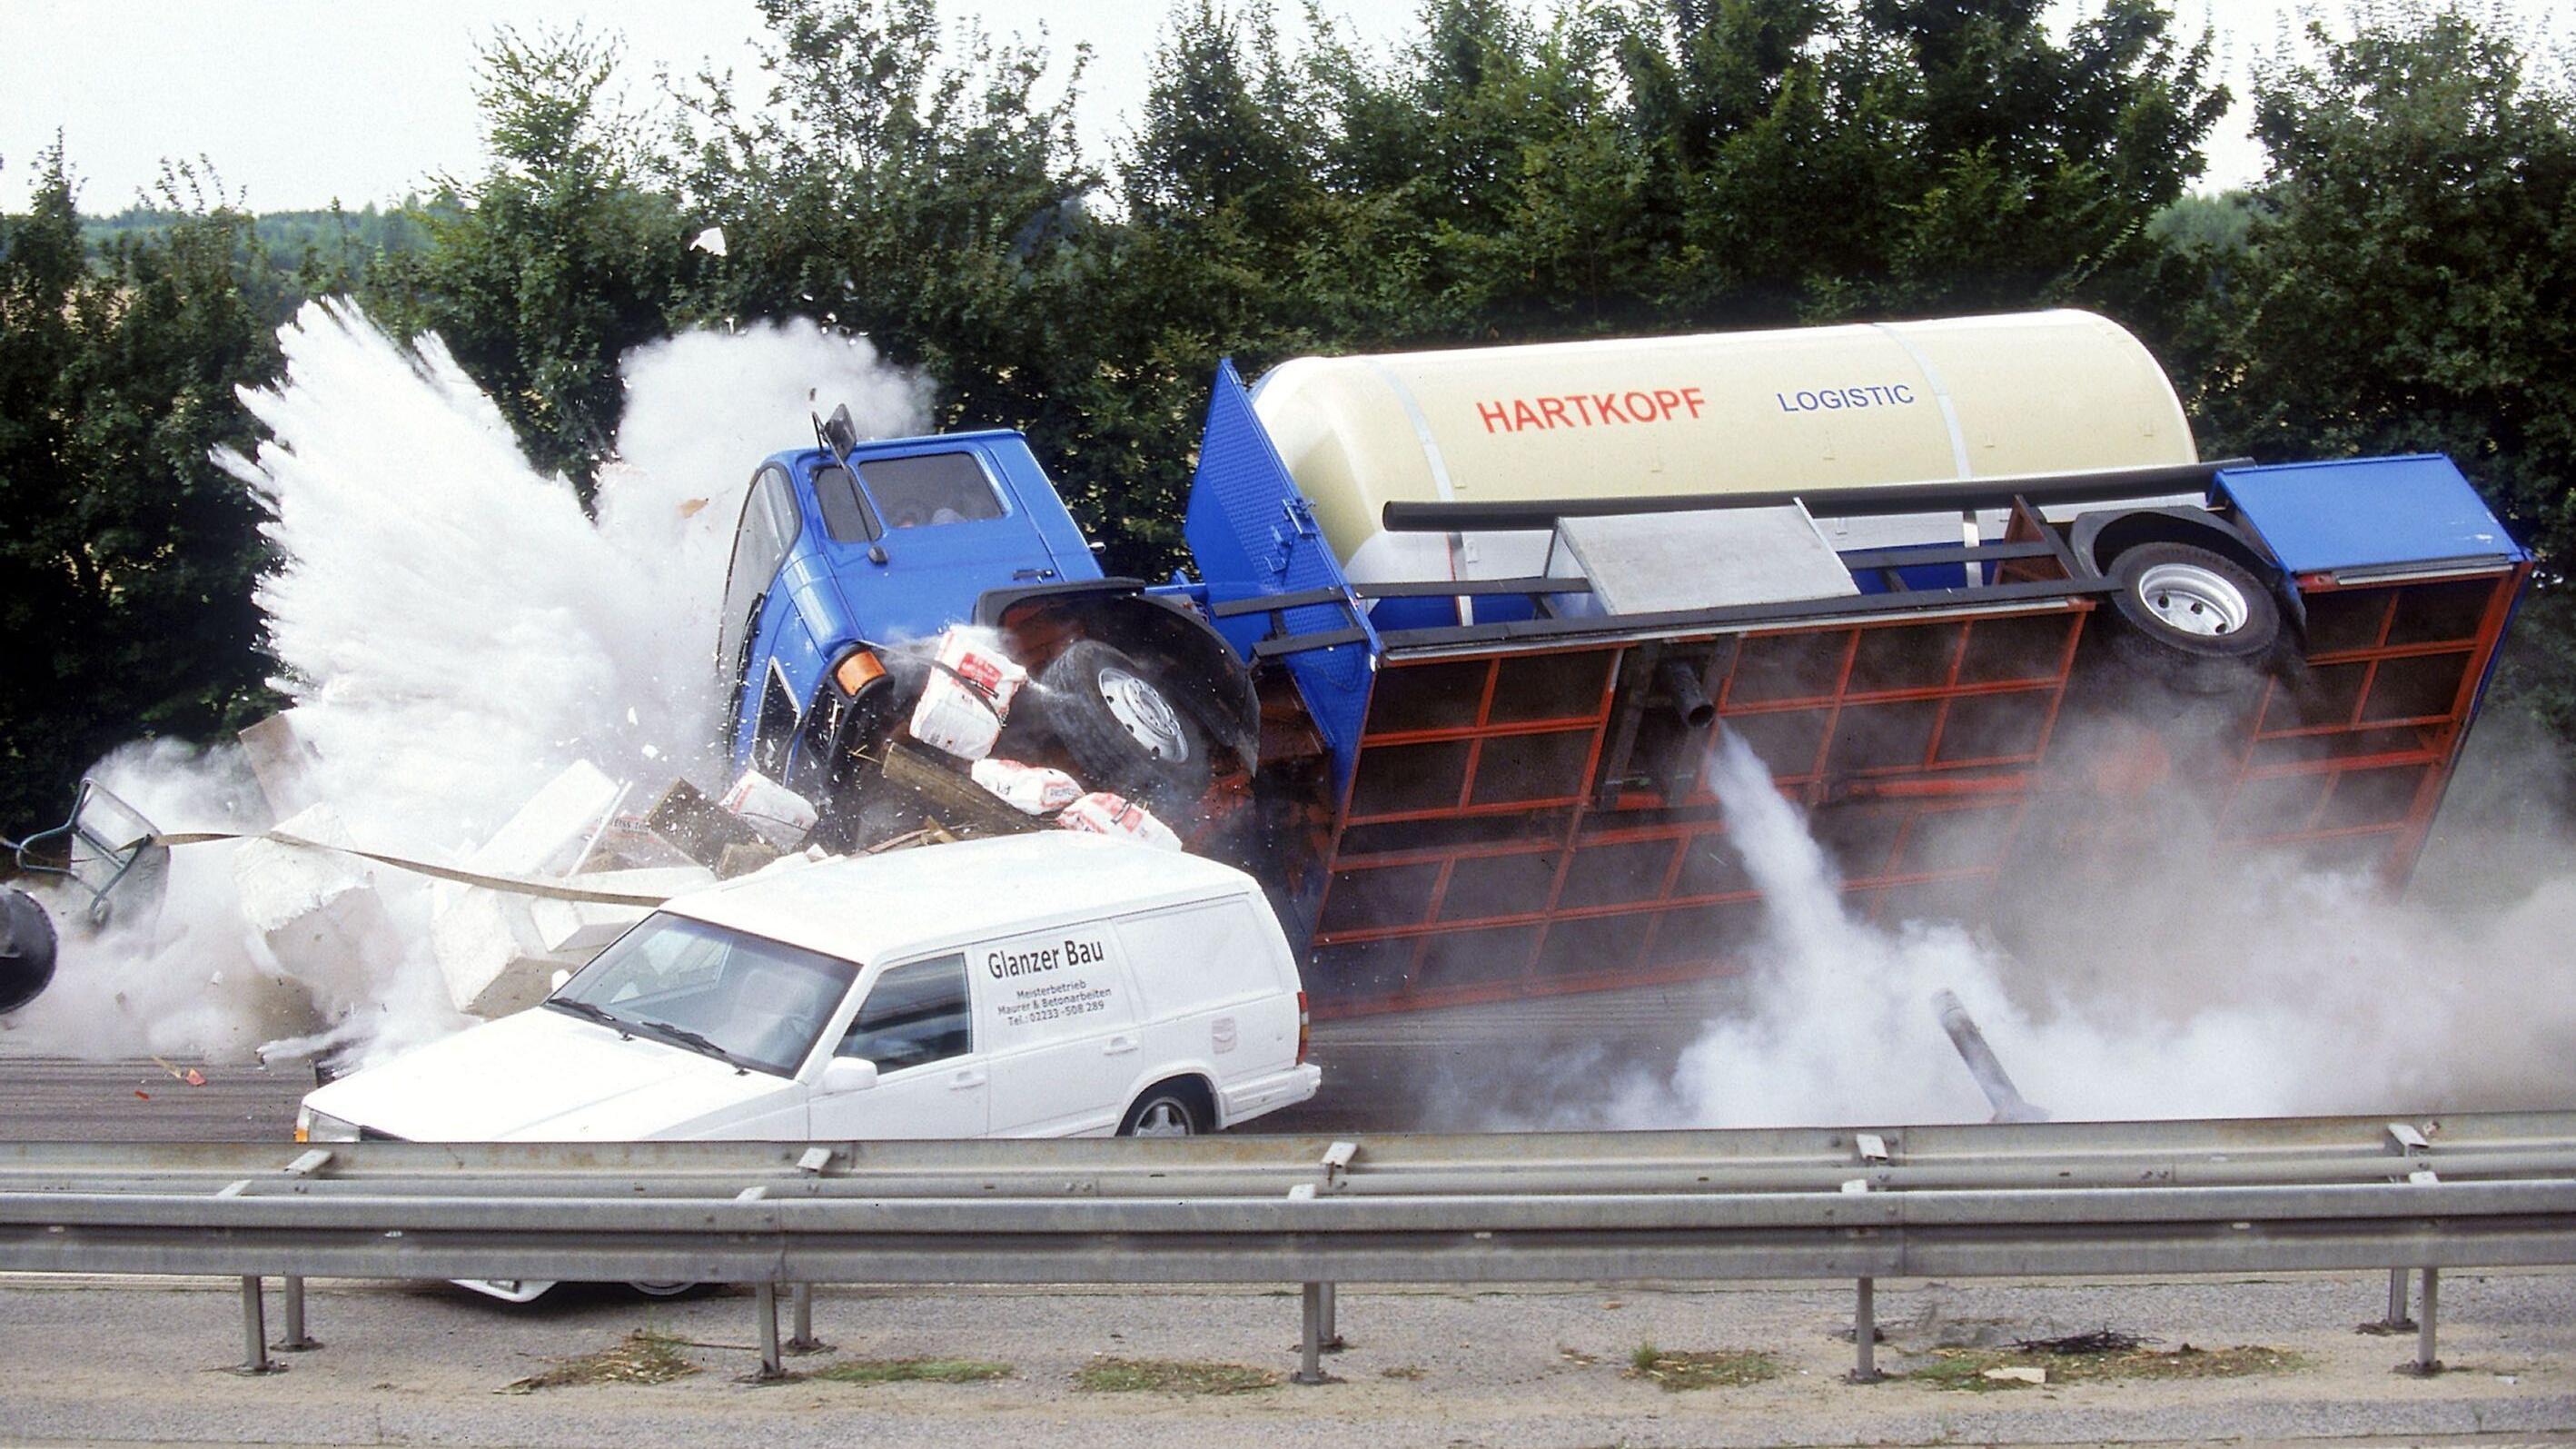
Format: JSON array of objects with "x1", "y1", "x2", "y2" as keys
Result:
[{"x1": 295, "y1": 833, "x2": 1320, "y2": 1294}]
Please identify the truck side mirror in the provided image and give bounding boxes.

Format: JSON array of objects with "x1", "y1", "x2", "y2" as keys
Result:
[
  {"x1": 823, "y1": 404, "x2": 859, "y2": 459},
  {"x1": 817, "y1": 1057, "x2": 879, "y2": 1094}
]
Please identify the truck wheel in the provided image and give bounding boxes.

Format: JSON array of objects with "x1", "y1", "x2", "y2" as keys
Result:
[
  {"x1": 1037, "y1": 640, "x2": 1212, "y2": 800},
  {"x1": 1117, "y1": 1083, "x2": 1206, "y2": 1137},
  {"x1": 2100, "y1": 541, "x2": 2283, "y2": 696}
]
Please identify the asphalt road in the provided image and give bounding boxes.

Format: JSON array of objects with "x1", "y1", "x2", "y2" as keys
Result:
[{"x1": 0, "y1": 976, "x2": 1751, "y2": 1143}]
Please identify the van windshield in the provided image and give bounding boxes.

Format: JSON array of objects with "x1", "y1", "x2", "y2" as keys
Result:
[{"x1": 548, "y1": 914, "x2": 858, "y2": 1077}]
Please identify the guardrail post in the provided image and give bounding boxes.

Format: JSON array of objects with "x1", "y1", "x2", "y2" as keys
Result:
[
  {"x1": 272, "y1": 1275, "x2": 320, "y2": 1352},
  {"x1": 2399, "y1": 1268, "x2": 2442, "y2": 1376},
  {"x1": 786, "y1": 1282, "x2": 829, "y2": 1355},
  {"x1": 229, "y1": 1277, "x2": 282, "y2": 1375},
  {"x1": 1846, "y1": 1277, "x2": 1884, "y2": 1384},
  {"x1": 1293, "y1": 1282, "x2": 1330, "y2": 1384},
  {"x1": 2369, "y1": 1267, "x2": 2419, "y2": 1333},
  {"x1": 751, "y1": 1283, "x2": 788, "y2": 1382},
  {"x1": 1318, "y1": 1282, "x2": 1343, "y2": 1351}
]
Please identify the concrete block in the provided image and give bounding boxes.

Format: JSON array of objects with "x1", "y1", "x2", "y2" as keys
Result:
[{"x1": 527, "y1": 867, "x2": 714, "y2": 956}]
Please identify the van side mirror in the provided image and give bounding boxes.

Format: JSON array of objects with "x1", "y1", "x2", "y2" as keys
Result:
[{"x1": 817, "y1": 1057, "x2": 879, "y2": 1095}]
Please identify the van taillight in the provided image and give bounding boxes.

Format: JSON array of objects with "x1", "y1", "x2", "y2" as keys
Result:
[{"x1": 1296, "y1": 990, "x2": 1310, "y2": 1065}]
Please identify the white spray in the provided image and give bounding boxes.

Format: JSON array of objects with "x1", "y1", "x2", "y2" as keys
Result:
[
  {"x1": 5, "y1": 303, "x2": 929, "y2": 1067},
  {"x1": 1596, "y1": 730, "x2": 2576, "y2": 1128}
]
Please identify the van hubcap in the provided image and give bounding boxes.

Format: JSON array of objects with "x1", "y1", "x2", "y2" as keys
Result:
[
  {"x1": 1131, "y1": 1099, "x2": 1194, "y2": 1136},
  {"x1": 1097, "y1": 665, "x2": 1191, "y2": 762},
  {"x1": 2135, "y1": 561, "x2": 2249, "y2": 637}
]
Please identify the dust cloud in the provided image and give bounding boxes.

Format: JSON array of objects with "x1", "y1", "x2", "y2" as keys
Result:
[
  {"x1": 1576, "y1": 728, "x2": 2576, "y2": 1130},
  {"x1": 4, "y1": 303, "x2": 927, "y2": 1067}
]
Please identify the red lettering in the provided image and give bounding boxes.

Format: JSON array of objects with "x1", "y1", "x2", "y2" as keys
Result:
[
  {"x1": 1592, "y1": 392, "x2": 1628, "y2": 423},
  {"x1": 1624, "y1": 391, "x2": 1657, "y2": 421},
  {"x1": 1651, "y1": 389, "x2": 1682, "y2": 420},
  {"x1": 1681, "y1": 386, "x2": 1707, "y2": 418},
  {"x1": 1511, "y1": 400, "x2": 1546, "y2": 431},
  {"x1": 1537, "y1": 397, "x2": 1572, "y2": 429},
  {"x1": 1476, "y1": 400, "x2": 1512, "y2": 433},
  {"x1": 1570, "y1": 394, "x2": 1598, "y2": 425}
]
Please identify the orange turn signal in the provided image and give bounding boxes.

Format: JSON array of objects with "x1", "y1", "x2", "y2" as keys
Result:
[{"x1": 834, "y1": 650, "x2": 887, "y2": 696}]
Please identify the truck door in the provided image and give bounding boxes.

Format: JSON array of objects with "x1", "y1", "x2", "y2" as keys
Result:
[
  {"x1": 810, "y1": 953, "x2": 988, "y2": 1139},
  {"x1": 720, "y1": 466, "x2": 805, "y2": 759}
]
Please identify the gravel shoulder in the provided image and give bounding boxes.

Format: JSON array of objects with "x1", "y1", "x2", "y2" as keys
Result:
[{"x1": 1, "y1": 1269, "x2": 2568, "y2": 1447}]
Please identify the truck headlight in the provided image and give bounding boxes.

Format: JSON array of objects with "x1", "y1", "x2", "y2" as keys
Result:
[{"x1": 295, "y1": 1105, "x2": 361, "y2": 1143}]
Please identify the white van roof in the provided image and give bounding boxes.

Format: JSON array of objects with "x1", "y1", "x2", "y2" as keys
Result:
[{"x1": 661, "y1": 833, "x2": 1262, "y2": 965}]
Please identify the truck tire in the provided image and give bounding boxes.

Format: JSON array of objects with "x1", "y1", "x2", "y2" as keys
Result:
[
  {"x1": 2100, "y1": 541, "x2": 2283, "y2": 697},
  {"x1": 1117, "y1": 1081, "x2": 1208, "y2": 1137},
  {"x1": 0, "y1": 888, "x2": 56, "y2": 1015},
  {"x1": 1036, "y1": 640, "x2": 1212, "y2": 801}
]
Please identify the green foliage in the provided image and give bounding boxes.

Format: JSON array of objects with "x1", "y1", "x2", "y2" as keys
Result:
[
  {"x1": 0, "y1": 147, "x2": 286, "y2": 829},
  {"x1": 2193, "y1": 5, "x2": 2576, "y2": 731}
]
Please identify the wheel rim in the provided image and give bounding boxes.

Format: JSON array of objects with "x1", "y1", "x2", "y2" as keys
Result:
[
  {"x1": 2133, "y1": 561, "x2": 2250, "y2": 637},
  {"x1": 1096, "y1": 665, "x2": 1191, "y2": 763},
  {"x1": 1131, "y1": 1098, "x2": 1194, "y2": 1136},
  {"x1": 629, "y1": 1281, "x2": 696, "y2": 1297}
]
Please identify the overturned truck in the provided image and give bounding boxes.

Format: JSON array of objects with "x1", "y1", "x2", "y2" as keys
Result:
[{"x1": 723, "y1": 311, "x2": 2529, "y2": 1017}]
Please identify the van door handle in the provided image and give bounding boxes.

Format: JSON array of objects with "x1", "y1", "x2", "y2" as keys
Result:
[
  {"x1": 1103, "y1": 1035, "x2": 1138, "y2": 1056},
  {"x1": 950, "y1": 1067, "x2": 987, "y2": 1089}
]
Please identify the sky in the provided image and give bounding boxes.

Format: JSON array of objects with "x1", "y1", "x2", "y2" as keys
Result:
[{"x1": 0, "y1": 0, "x2": 2562, "y2": 214}]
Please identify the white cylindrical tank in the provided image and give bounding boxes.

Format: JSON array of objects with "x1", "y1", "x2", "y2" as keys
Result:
[{"x1": 1248, "y1": 309, "x2": 2196, "y2": 586}]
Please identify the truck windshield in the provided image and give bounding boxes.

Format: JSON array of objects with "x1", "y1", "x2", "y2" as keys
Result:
[
  {"x1": 547, "y1": 914, "x2": 858, "y2": 1077},
  {"x1": 857, "y1": 452, "x2": 1005, "y2": 529}
]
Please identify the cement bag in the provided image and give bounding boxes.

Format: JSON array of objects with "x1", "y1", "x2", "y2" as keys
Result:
[
  {"x1": 969, "y1": 758, "x2": 1083, "y2": 815},
  {"x1": 721, "y1": 769, "x2": 819, "y2": 849},
  {"x1": 1057, "y1": 791, "x2": 1182, "y2": 851},
  {"x1": 907, "y1": 629, "x2": 1028, "y2": 762}
]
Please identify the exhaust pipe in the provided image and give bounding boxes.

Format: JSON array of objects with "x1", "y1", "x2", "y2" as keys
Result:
[
  {"x1": 0, "y1": 888, "x2": 57, "y2": 1016},
  {"x1": 1659, "y1": 660, "x2": 1717, "y2": 729},
  {"x1": 1931, "y1": 988, "x2": 2047, "y2": 1123}
]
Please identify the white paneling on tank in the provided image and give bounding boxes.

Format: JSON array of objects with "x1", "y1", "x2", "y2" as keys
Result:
[{"x1": 1247, "y1": 309, "x2": 2199, "y2": 586}]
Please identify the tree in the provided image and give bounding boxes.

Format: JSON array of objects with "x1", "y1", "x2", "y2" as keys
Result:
[
  {"x1": 0, "y1": 148, "x2": 286, "y2": 830},
  {"x1": 2195, "y1": 5, "x2": 2576, "y2": 734}
]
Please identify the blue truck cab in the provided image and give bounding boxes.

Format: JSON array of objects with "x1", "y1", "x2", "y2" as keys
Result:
[{"x1": 717, "y1": 412, "x2": 1258, "y2": 817}]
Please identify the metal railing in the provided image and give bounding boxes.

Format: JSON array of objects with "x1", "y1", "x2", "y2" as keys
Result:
[{"x1": 4, "y1": 1111, "x2": 2572, "y2": 1384}]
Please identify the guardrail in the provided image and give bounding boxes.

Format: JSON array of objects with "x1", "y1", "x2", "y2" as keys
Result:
[{"x1": 4, "y1": 1111, "x2": 2572, "y2": 1384}]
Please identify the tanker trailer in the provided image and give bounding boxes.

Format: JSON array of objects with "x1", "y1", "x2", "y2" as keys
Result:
[{"x1": 1183, "y1": 313, "x2": 2529, "y2": 1013}]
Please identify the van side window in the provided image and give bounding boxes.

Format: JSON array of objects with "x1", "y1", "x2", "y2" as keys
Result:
[
  {"x1": 811, "y1": 463, "x2": 878, "y2": 542},
  {"x1": 1111, "y1": 899, "x2": 1273, "y2": 1016},
  {"x1": 838, "y1": 954, "x2": 971, "y2": 1072},
  {"x1": 857, "y1": 452, "x2": 1006, "y2": 529}
]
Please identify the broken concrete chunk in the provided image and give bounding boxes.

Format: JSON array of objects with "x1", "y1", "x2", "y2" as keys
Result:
[
  {"x1": 470, "y1": 760, "x2": 623, "y2": 878},
  {"x1": 528, "y1": 866, "x2": 715, "y2": 955},
  {"x1": 236, "y1": 711, "x2": 323, "y2": 821},
  {"x1": 640, "y1": 777, "x2": 765, "y2": 868},
  {"x1": 1981, "y1": 1366, "x2": 2047, "y2": 1384},
  {"x1": 233, "y1": 804, "x2": 400, "y2": 1015},
  {"x1": 715, "y1": 842, "x2": 783, "y2": 880}
]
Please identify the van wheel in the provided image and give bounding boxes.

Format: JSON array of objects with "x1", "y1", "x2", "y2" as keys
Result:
[
  {"x1": 1117, "y1": 1084, "x2": 1206, "y2": 1137},
  {"x1": 1037, "y1": 640, "x2": 1211, "y2": 802},
  {"x1": 628, "y1": 1280, "x2": 702, "y2": 1298}
]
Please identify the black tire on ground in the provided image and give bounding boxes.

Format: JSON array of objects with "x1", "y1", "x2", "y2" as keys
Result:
[
  {"x1": 1035, "y1": 639, "x2": 1212, "y2": 801},
  {"x1": 1116, "y1": 1081, "x2": 1208, "y2": 1137},
  {"x1": 2100, "y1": 541, "x2": 2284, "y2": 697},
  {"x1": 0, "y1": 888, "x2": 57, "y2": 1016}
]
